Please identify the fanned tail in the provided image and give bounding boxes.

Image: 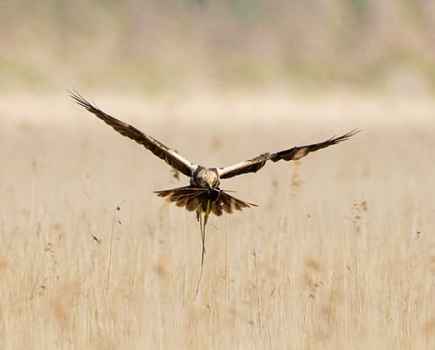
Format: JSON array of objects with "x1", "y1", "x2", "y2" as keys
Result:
[
  {"x1": 155, "y1": 186, "x2": 206, "y2": 212},
  {"x1": 154, "y1": 186, "x2": 257, "y2": 217}
]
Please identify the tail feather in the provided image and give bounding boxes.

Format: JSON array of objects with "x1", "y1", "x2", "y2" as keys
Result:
[
  {"x1": 175, "y1": 196, "x2": 189, "y2": 207},
  {"x1": 154, "y1": 186, "x2": 256, "y2": 217},
  {"x1": 186, "y1": 197, "x2": 201, "y2": 211},
  {"x1": 211, "y1": 202, "x2": 223, "y2": 216}
]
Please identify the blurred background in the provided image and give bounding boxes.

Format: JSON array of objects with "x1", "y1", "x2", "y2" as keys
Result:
[
  {"x1": 2, "y1": 0, "x2": 435, "y2": 97},
  {"x1": 2, "y1": 2, "x2": 435, "y2": 349}
]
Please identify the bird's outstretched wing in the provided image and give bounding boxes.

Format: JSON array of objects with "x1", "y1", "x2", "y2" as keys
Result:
[
  {"x1": 71, "y1": 92, "x2": 195, "y2": 177},
  {"x1": 217, "y1": 130, "x2": 359, "y2": 179}
]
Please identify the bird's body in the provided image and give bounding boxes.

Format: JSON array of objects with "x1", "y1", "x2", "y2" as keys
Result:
[
  {"x1": 155, "y1": 164, "x2": 255, "y2": 218},
  {"x1": 70, "y1": 91, "x2": 359, "y2": 294}
]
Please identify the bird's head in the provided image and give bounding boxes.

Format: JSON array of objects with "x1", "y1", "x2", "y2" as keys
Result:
[{"x1": 196, "y1": 168, "x2": 220, "y2": 189}]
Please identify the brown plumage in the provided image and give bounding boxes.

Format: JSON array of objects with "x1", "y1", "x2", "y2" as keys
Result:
[
  {"x1": 71, "y1": 91, "x2": 359, "y2": 295},
  {"x1": 155, "y1": 186, "x2": 256, "y2": 216},
  {"x1": 70, "y1": 92, "x2": 194, "y2": 177},
  {"x1": 217, "y1": 131, "x2": 358, "y2": 179}
]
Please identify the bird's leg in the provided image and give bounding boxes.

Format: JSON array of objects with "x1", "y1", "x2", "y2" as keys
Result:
[
  {"x1": 195, "y1": 209, "x2": 205, "y2": 296},
  {"x1": 200, "y1": 210, "x2": 206, "y2": 272},
  {"x1": 195, "y1": 200, "x2": 212, "y2": 297}
]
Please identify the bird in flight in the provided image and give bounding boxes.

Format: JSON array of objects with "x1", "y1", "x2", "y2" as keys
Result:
[{"x1": 71, "y1": 92, "x2": 358, "y2": 293}]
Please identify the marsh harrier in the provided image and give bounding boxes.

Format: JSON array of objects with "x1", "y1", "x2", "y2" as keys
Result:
[{"x1": 71, "y1": 92, "x2": 358, "y2": 292}]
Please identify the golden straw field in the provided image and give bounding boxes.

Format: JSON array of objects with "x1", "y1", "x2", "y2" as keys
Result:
[
  {"x1": 2, "y1": 1, "x2": 435, "y2": 348},
  {"x1": 1, "y1": 92, "x2": 435, "y2": 349}
]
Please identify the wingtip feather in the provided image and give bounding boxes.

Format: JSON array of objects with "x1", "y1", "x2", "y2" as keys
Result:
[
  {"x1": 331, "y1": 129, "x2": 361, "y2": 144},
  {"x1": 69, "y1": 90, "x2": 95, "y2": 111}
]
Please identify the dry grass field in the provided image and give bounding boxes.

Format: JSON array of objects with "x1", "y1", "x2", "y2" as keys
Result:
[{"x1": 1, "y1": 92, "x2": 434, "y2": 349}]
